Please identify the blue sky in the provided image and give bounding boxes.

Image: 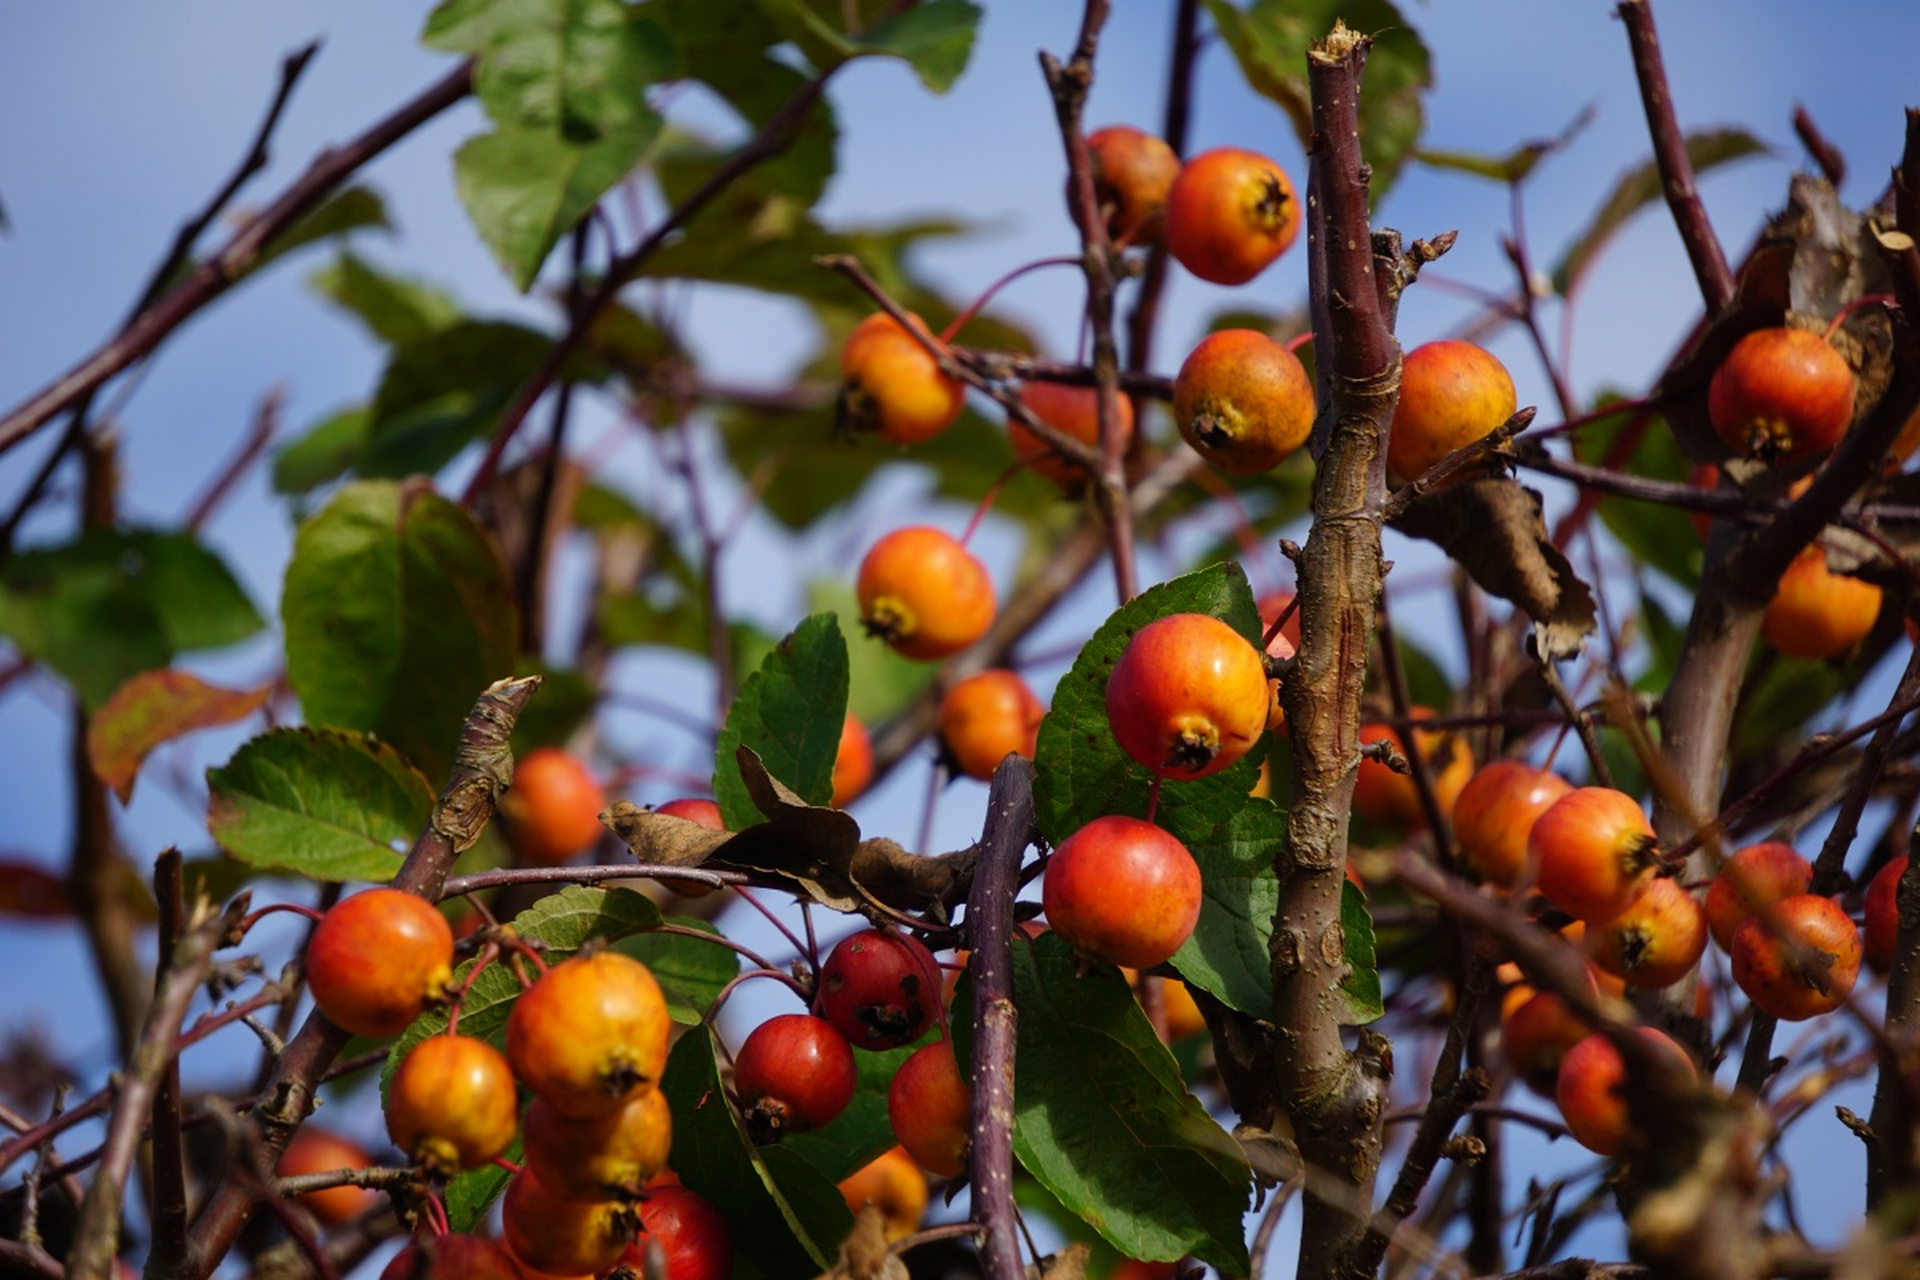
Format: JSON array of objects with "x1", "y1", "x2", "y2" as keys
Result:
[{"x1": 2, "y1": 0, "x2": 1918, "y2": 1270}]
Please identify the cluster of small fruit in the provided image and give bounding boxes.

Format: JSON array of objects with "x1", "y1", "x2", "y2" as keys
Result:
[{"x1": 302, "y1": 887, "x2": 724, "y2": 1277}]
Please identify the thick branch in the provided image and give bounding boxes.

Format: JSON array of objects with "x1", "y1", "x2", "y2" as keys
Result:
[{"x1": 965, "y1": 755, "x2": 1037, "y2": 1280}]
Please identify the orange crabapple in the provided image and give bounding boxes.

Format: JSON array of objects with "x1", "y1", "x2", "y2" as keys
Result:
[
  {"x1": 501, "y1": 1167, "x2": 634, "y2": 1276},
  {"x1": 832, "y1": 710, "x2": 874, "y2": 807},
  {"x1": 507, "y1": 949, "x2": 671, "y2": 1119},
  {"x1": 305, "y1": 887, "x2": 454, "y2": 1040},
  {"x1": 1105, "y1": 612, "x2": 1268, "y2": 780},
  {"x1": 1704, "y1": 841, "x2": 1813, "y2": 952},
  {"x1": 838, "y1": 310, "x2": 965, "y2": 445},
  {"x1": 502, "y1": 746, "x2": 608, "y2": 866},
  {"x1": 857, "y1": 527, "x2": 996, "y2": 661},
  {"x1": 1730, "y1": 893, "x2": 1862, "y2": 1022},
  {"x1": 1584, "y1": 875, "x2": 1708, "y2": 989},
  {"x1": 520, "y1": 1085, "x2": 673, "y2": 1201},
  {"x1": 1451, "y1": 760, "x2": 1574, "y2": 890},
  {"x1": 1164, "y1": 146, "x2": 1300, "y2": 286},
  {"x1": 838, "y1": 1145, "x2": 930, "y2": 1242},
  {"x1": 939, "y1": 668, "x2": 1046, "y2": 782},
  {"x1": 1172, "y1": 328, "x2": 1316, "y2": 475},
  {"x1": 1351, "y1": 710, "x2": 1473, "y2": 832},
  {"x1": 1009, "y1": 381, "x2": 1134, "y2": 492},
  {"x1": 1761, "y1": 544, "x2": 1882, "y2": 661},
  {"x1": 1386, "y1": 340, "x2": 1517, "y2": 486},
  {"x1": 384, "y1": 1033, "x2": 519, "y2": 1175},
  {"x1": 1555, "y1": 1027, "x2": 1696, "y2": 1157},
  {"x1": 1529, "y1": 786, "x2": 1660, "y2": 924},
  {"x1": 1043, "y1": 815, "x2": 1202, "y2": 970},
  {"x1": 1708, "y1": 324, "x2": 1856, "y2": 462},
  {"x1": 1084, "y1": 125, "x2": 1181, "y2": 246}
]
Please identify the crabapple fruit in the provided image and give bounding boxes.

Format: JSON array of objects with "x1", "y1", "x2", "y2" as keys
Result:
[
  {"x1": 501, "y1": 1167, "x2": 635, "y2": 1276},
  {"x1": 1530, "y1": 787, "x2": 1660, "y2": 923},
  {"x1": 1009, "y1": 381, "x2": 1134, "y2": 492},
  {"x1": 1043, "y1": 815, "x2": 1202, "y2": 969},
  {"x1": 1555, "y1": 1027, "x2": 1695, "y2": 1156},
  {"x1": 508, "y1": 949, "x2": 671, "y2": 1119},
  {"x1": 1730, "y1": 893, "x2": 1861, "y2": 1021},
  {"x1": 1351, "y1": 711, "x2": 1473, "y2": 831},
  {"x1": 888, "y1": 1038, "x2": 971, "y2": 1178},
  {"x1": 1085, "y1": 125, "x2": 1180, "y2": 246},
  {"x1": 939, "y1": 669, "x2": 1046, "y2": 781},
  {"x1": 1708, "y1": 325, "x2": 1856, "y2": 462},
  {"x1": 816, "y1": 928, "x2": 944, "y2": 1051},
  {"x1": 385, "y1": 1033, "x2": 519, "y2": 1174},
  {"x1": 1106, "y1": 612, "x2": 1268, "y2": 779},
  {"x1": 732, "y1": 1012, "x2": 858, "y2": 1139},
  {"x1": 1705, "y1": 841, "x2": 1813, "y2": 952},
  {"x1": 1164, "y1": 147, "x2": 1300, "y2": 285},
  {"x1": 1761, "y1": 545, "x2": 1882, "y2": 660},
  {"x1": 305, "y1": 887, "x2": 453, "y2": 1039},
  {"x1": 623, "y1": 1184, "x2": 734, "y2": 1280},
  {"x1": 838, "y1": 311, "x2": 965, "y2": 445},
  {"x1": 1172, "y1": 329, "x2": 1316, "y2": 475},
  {"x1": 858, "y1": 527, "x2": 996, "y2": 661},
  {"x1": 832, "y1": 710, "x2": 874, "y2": 807},
  {"x1": 838, "y1": 1144, "x2": 929, "y2": 1242},
  {"x1": 1451, "y1": 761, "x2": 1573, "y2": 889},
  {"x1": 1585, "y1": 876, "x2": 1708, "y2": 989},
  {"x1": 520, "y1": 1084, "x2": 672, "y2": 1201},
  {"x1": 503, "y1": 747, "x2": 608, "y2": 866},
  {"x1": 277, "y1": 1126, "x2": 377, "y2": 1227},
  {"x1": 1866, "y1": 853, "x2": 1909, "y2": 976},
  {"x1": 1387, "y1": 340, "x2": 1517, "y2": 485}
]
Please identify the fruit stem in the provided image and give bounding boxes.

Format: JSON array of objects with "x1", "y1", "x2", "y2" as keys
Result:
[
  {"x1": 1285, "y1": 330, "x2": 1314, "y2": 356},
  {"x1": 939, "y1": 256, "x2": 1082, "y2": 345},
  {"x1": 234, "y1": 901, "x2": 326, "y2": 935},
  {"x1": 1823, "y1": 294, "x2": 1895, "y2": 341},
  {"x1": 961, "y1": 462, "x2": 1024, "y2": 546}
]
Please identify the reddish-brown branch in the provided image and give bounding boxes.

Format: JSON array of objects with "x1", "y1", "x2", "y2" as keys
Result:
[
  {"x1": 1616, "y1": 0, "x2": 1734, "y2": 314},
  {"x1": 1122, "y1": 0, "x2": 1202, "y2": 374},
  {"x1": 0, "y1": 60, "x2": 474, "y2": 456}
]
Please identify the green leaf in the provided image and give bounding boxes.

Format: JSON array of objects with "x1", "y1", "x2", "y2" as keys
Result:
[
  {"x1": 1031, "y1": 562, "x2": 1264, "y2": 849},
  {"x1": 713, "y1": 614, "x2": 849, "y2": 830},
  {"x1": 365, "y1": 321, "x2": 572, "y2": 478},
  {"x1": 1336, "y1": 878, "x2": 1383, "y2": 1025},
  {"x1": 1411, "y1": 106, "x2": 1595, "y2": 185},
  {"x1": 205, "y1": 728, "x2": 436, "y2": 883},
  {"x1": 612, "y1": 917, "x2": 741, "y2": 1025},
  {"x1": 282, "y1": 479, "x2": 518, "y2": 780},
  {"x1": 989, "y1": 933, "x2": 1252, "y2": 1272},
  {"x1": 1550, "y1": 127, "x2": 1769, "y2": 296},
  {"x1": 253, "y1": 187, "x2": 391, "y2": 272},
  {"x1": 660, "y1": 1025, "x2": 851, "y2": 1274},
  {"x1": 454, "y1": 117, "x2": 660, "y2": 290},
  {"x1": 1201, "y1": 0, "x2": 1430, "y2": 200},
  {"x1": 309, "y1": 252, "x2": 462, "y2": 346},
  {"x1": 756, "y1": 0, "x2": 980, "y2": 93},
  {"x1": 0, "y1": 529, "x2": 263, "y2": 709},
  {"x1": 783, "y1": 1031, "x2": 930, "y2": 1183},
  {"x1": 1572, "y1": 396, "x2": 1702, "y2": 589},
  {"x1": 805, "y1": 579, "x2": 937, "y2": 725},
  {"x1": 444, "y1": 1139, "x2": 517, "y2": 1234},
  {"x1": 1170, "y1": 800, "x2": 1283, "y2": 1017},
  {"x1": 426, "y1": 0, "x2": 676, "y2": 133},
  {"x1": 271, "y1": 407, "x2": 371, "y2": 495}
]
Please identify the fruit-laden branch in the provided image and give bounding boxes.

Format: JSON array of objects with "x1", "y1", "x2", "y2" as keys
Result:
[
  {"x1": 964, "y1": 754, "x2": 1038, "y2": 1280},
  {"x1": 1042, "y1": 0, "x2": 1139, "y2": 603},
  {"x1": 0, "y1": 59, "x2": 475, "y2": 458},
  {"x1": 1275, "y1": 23, "x2": 1398, "y2": 1280},
  {"x1": 1617, "y1": 0, "x2": 1734, "y2": 315},
  {"x1": 179, "y1": 676, "x2": 541, "y2": 1278},
  {"x1": 66, "y1": 893, "x2": 251, "y2": 1280}
]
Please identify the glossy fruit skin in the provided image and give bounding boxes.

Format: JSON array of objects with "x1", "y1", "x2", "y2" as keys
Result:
[
  {"x1": 1352, "y1": 713, "x2": 1473, "y2": 831},
  {"x1": 306, "y1": 888, "x2": 453, "y2": 1039},
  {"x1": 1010, "y1": 381, "x2": 1135, "y2": 492},
  {"x1": 655, "y1": 797, "x2": 724, "y2": 830},
  {"x1": 1705, "y1": 841, "x2": 1813, "y2": 952},
  {"x1": 1452, "y1": 762, "x2": 1573, "y2": 889},
  {"x1": 857, "y1": 527, "x2": 996, "y2": 661},
  {"x1": 1173, "y1": 329, "x2": 1316, "y2": 475},
  {"x1": 1106, "y1": 613, "x2": 1268, "y2": 780},
  {"x1": 1866, "y1": 854, "x2": 1908, "y2": 975},
  {"x1": 521, "y1": 1084, "x2": 672, "y2": 1201},
  {"x1": 505, "y1": 747, "x2": 609, "y2": 866},
  {"x1": 1530, "y1": 787, "x2": 1660, "y2": 923},
  {"x1": 508, "y1": 950, "x2": 671, "y2": 1119},
  {"x1": 385, "y1": 1034, "x2": 519, "y2": 1173},
  {"x1": 1731, "y1": 893, "x2": 1862, "y2": 1021},
  {"x1": 1555, "y1": 1028, "x2": 1695, "y2": 1156},
  {"x1": 622, "y1": 1185, "x2": 734, "y2": 1280},
  {"x1": 1387, "y1": 340, "x2": 1518, "y2": 485},
  {"x1": 837, "y1": 1145, "x2": 929, "y2": 1242},
  {"x1": 1085, "y1": 125, "x2": 1181, "y2": 246},
  {"x1": 1586, "y1": 876, "x2": 1708, "y2": 988},
  {"x1": 380, "y1": 1234, "x2": 524, "y2": 1280},
  {"x1": 1501, "y1": 990, "x2": 1591, "y2": 1099},
  {"x1": 733, "y1": 1013, "x2": 858, "y2": 1139},
  {"x1": 816, "y1": 929, "x2": 944, "y2": 1051},
  {"x1": 1043, "y1": 815, "x2": 1202, "y2": 969},
  {"x1": 1708, "y1": 325, "x2": 1856, "y2": 462},
  {"x1": 277, "y1": 1126, "x2": 377, "y2": 1227},
  {"x1": 1761, "y1": 545, "x2": 1882, "y2": 660},
  {"x1": 502, "y1": 1168, "x2": 635, "y2": 1276},
  {"x1": 940, "y1": 669, "x2": 1046, "y2": 781},
  {"x1": 839, "y1": 311, "x2": 965, "y2": 445},
  {"x1": 832, "y1": 710, "x2": 875, "y2": 807},
  {"x1": 888, "y1": 1038, "x2": 971, "y2": 1178},
  {"x1": 1164, "y1": 147, "x2": 1300, "y2": 286}
]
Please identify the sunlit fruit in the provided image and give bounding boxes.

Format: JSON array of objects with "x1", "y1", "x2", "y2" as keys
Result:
[
  {"x1": 1730, "y1": 893, "x2": 1861, "y2": 1021},
  {"x1": 832, "y1": 710, "x2": 874, "y2": 807},
  {"x1": 503, "y1": 747, "x2": 608, "y2": 866},
  {"x1": 521, "y1": 1085, "x2": 672, "y2": 1201},
  {"x1": 1009, "y1": 381, "x2": 1134, "y2": 492},
  {"x1": 1106, "y1": 612, "x2": 1268, "y2": 779},
  {"x1": 816, "y1": 928, "x2": 944, "y2": 1051},
  {"x1": 1705, "y1": 841, "x2": 1813, "y2": 952},
  {"x1": 1585, "y1": 876, "x2": 1708, "y2": 988},
  {"x1": 858, "y1": 527, "x2": 996, "y2": 660},
  {"x1": 385, "y1": 1033, "x2": 519, "y2": 1174},
  {"x1": 1866, "y1": 854, "x2": 1908, "y2": 975},
  {"x1": 1386, "y1": 340, "x2": 1517, "y2": 485},
  {"x1": 305, "y1": 887, "x2": 453, "y2": 1039},
  {"x1": 508, "y1": 950, "x2": 671, "y2": 1119},
  {"x1": 277, "y1": 1126, "x2": 377, "y2": 1227},
  {"x1": 1555, "y1": 1027, "x2": 1695, "y2": 1156},
  {"x1": 838, "y1": 1145, "x2": 929, "y2": 1242},
  {"x1": 501, "y1": 1167, "x2": 634, "y2": 1276},
  {"x1": 1760, "y1": 545, "x2": 1882, "y2": 660},
  {"x1": 1164, "y1": 146, "x2": 1300, "y2": 286},
  {"x1": 1451, "y1": 761, "x2": 1573, "y2": 889},
  {"x1": 655, "y1": 797, "x2": 724, "y2": 830},
  {"x1": 888, "y1": 1038, "x2": 972, "y2": 1178},
  {"x1": 839, "y1": 310, "x2": 966, "y2": 445},
  {"x1": 1172, "y1": 329, "x2": 1316, "y2": 475},
  {"x1": 1085, "y1": 125, "x2": 1181, "y2": 246},
  {"x1": 1530, "y1": 787, "x2": 1660, "y2": 923},
  {"x1": 1044, "y1": 815, "x2": 1202, "y2": 969},
  {"x1": 621, "y1": 1184, "x2": 733, "y2": 1280},
  {"x1": 1708, "y1": 325, "x2": 1856, "y2": 462},
  {"x1": 939, "y1": 669, "x2": 1046, "y2": 781},
  {"x1": 1352, "y1": 711, "x2": 1473, "y2": 831},
  {"x1": 732, "y1": 1013, "x2": 858, "y2": 1140}
]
